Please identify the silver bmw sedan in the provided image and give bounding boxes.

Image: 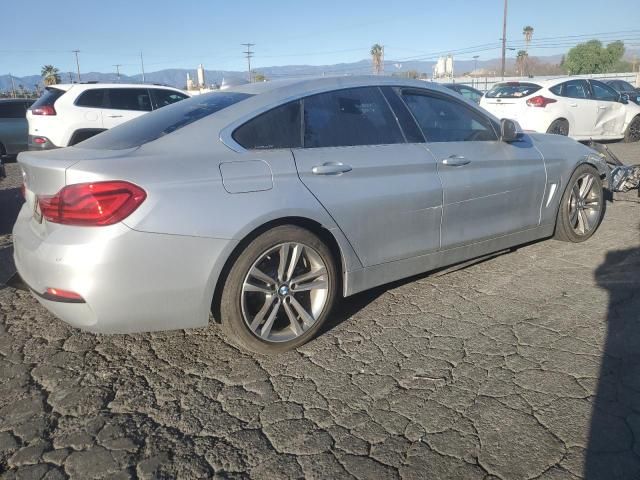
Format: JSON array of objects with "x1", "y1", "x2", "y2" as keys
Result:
[{"x1": 13, "y1": 76, "x2": 608, "y2": 354}]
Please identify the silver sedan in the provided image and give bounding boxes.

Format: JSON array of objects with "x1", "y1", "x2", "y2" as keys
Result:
[{"x1": 13, "y1": 76, "x2": 608, "y2": 354}]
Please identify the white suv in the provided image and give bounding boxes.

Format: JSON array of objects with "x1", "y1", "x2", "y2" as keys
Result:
[{"x1": 27, "y1": 83, "x2": 189, "y2": 149}]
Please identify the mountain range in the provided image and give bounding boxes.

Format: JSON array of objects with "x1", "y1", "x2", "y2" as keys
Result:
[{"x1": 0, "y1": 52, "x2": 629, "y2": 91}]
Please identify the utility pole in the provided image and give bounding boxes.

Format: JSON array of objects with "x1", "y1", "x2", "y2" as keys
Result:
[
  {"x1": 140, "y1": 52, "x2": 146, "y2": 82},
  {"x1": 9, "y1": 73, "x2": 16, "y2": 98},
  {"x1": 113, "y1": 64, "x2": 122, "y2": 81},
  {"x1": 501, "y1": 0, "x2": 508, "y2": 80},
  {"x1": 72, "y1": 50, "x2": 81, "y2": 82},
  {"x1": 242, "y1": 43, "x2": 255, "y2": 82},
  {"x1": 473, "y1": 55, "x2": 479, "y2": 74}
]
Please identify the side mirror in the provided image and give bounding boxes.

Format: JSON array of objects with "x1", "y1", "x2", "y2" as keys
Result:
[
  {"x1": 619, "y1": 93, "x2": 629, "y2": 104},
  {"x1": 500, "y1": 118, "x2": 522, "y2": 142}
]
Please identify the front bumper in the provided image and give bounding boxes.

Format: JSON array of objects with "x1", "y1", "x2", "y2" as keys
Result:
[{"x1": 12, "y1": 204, "x2": 235, "y2": 333}]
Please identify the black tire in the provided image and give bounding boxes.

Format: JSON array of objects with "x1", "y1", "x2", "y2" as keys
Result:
[
  {"x1": 547, "y1": 119, "x2": 569, "y2": 136},
  {"x1": 554, "y1": 164, "x2": 604, "y2": 243},
  {"x1": 220, "y1": 225, "x2": 337, "y2": 354},
  {"x1": 624, "y1": 115, "x2": 640, "y2": 143}
]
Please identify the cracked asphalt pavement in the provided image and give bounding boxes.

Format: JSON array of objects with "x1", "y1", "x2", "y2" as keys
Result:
[{"x1": 1, "y1": 143, "x2": 639, "y2": 479}]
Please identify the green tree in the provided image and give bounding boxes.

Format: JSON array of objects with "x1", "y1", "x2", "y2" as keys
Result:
[
  {"x1": 522, "y1": 26, "x2": 534, "y2": 51},
  {"x1": 516, "y1": 50, "x2": 528, "y2": 76},
  {"x1": 370, "y1": 44, "x2": 384, "y2": 75},
  {"x1": 564, "y1": 40, "x2": 625, "y2": 74},
  {"x1": 41, "y1": 65, "x2": 61, "y2": 85},
  {"x1": 253, "y1": 72, "x2": 268, "y2": 82}
]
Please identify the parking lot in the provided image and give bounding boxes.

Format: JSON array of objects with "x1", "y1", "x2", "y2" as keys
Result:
[{"x1": 0, "y1": 144, "x2": 639, "y2": 479}]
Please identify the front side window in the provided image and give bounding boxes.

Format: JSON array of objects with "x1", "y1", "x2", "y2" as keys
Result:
[
  {"x1": 591, "y1": 81, "x2": 619, "y2": 102},
  {"x1": 76, "y1": 89, "x2": 108, "y2": 108},
  {"x1": 233, "y1": 101, "x2": 301, "y2": 150},
  {"x1": 561, "y1": 80, "x2": 589, "y2": 99},
  {"x1": 303, "y1": 87, "x2": 404, "y2": 148},
  {"x1": 107, "y1": 88, "x2": 152, "y2": 111},
  {"x1": 151, "y1": 89, "x2": 189, "y2": 109},
  {"x1": 402, "y1": 91, "x2": 497, "y2": 142}
]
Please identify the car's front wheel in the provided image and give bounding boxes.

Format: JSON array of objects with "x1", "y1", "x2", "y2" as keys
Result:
[
  {"x1": 220, "y1": 225, "x2": 337, "y2": 354},
  {"x1": 624, "y1": 115, "x2": 640, "y2": 143},
  {"x1": 554, "y1": 164, "x2": 604, "y2": 243}
]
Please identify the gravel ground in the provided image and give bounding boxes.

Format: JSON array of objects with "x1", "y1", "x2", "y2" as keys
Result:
[{"x1": 0, "y1": 143, "x2": 639, "y2": 480}]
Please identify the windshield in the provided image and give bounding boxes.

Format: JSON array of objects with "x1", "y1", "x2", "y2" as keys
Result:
[
  {"x1": 485, "y1": 82, "x2": 541, "y2": 99},
  {"x1": 76, "y1": 92, "x2": 253, "y2": 150}
]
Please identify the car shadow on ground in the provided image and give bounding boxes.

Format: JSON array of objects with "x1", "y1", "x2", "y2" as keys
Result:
[
  {"x1": 0, "y1": 187, "x2": 22, "y2": 286},
  {"x1": 586, "y1": 233, "x2": 640, "y2": 479}
]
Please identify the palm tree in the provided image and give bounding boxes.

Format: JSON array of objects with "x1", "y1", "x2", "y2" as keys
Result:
[
  {"x1": 516, "y1": 50, "x2": 528, "y2": 76},
  {"x1": 370, "y1": 44, "x2": 384, "y2": 75},
  {"x1": 522, "y1": 26, "x2": 534, "y2": 51},
  {"x1": 41, "y1": 65, "x2": 61, "y2": 86}
]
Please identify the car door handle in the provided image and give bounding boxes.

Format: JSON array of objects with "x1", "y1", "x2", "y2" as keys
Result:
[
  {"x1": 598, "y1": 106, "x2": 607, "y2": 110},
  {"x1": 311, "y1": 162, "x2": 353, "y2": 175},
  {"x1": 569, "y1": 103, "x2": 578, "y2": 107},
  {"x1": 107, "y1": 114, "x2": 123, "y2": 118},
  {"x1": 441, "y1": 155, "x2": 471, "y2": 167}
]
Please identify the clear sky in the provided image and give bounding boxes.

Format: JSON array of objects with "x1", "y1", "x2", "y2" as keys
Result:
[{"x1": 2, "y1": 0, "x2": 639, "y2": 76}]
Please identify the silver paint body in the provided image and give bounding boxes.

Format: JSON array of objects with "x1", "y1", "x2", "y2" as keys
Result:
[{"x1": 12, "y1": 76, "x2": 607, "y2": 333}]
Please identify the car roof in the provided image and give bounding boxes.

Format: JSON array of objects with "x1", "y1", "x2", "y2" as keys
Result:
[
  {"x1": 224, "y1": 75, "x2": 449, "y2": 99},
  {"x1": 51, "y1": 83, "x2": 185, "y2": 91}
]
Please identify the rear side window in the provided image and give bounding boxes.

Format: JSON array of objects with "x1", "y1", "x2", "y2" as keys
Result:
[
  {"x1": 76, "y1": 89, "x2": 108, "y2": 108},
  {"x1": 303, "y1": 87, "x2": 404, "y2": 148},
  {"x1": 30, "y1": 87, "x2": 65, "y2": 109},
  {"x1": 485, "y1": 82, "x2": 541, "y2": 98},
  {"x1": 108, "y1": 88, "x2": 152, "y2": 111},
  {"x1": 151, "y1": 89, "x2": 189, "y2": 109},
  {"x1": 233, "y1": 101, "x2": 301, "y2": 150},
  {"x1": 559, "y1": 80, "x2": 589, "y2": 99},
  {"x1": 0, "y1": 102, "x2": 27, "y2": 118},
  {"x1": 76, "y1": 92, "x2": 252, "y2": 150}
]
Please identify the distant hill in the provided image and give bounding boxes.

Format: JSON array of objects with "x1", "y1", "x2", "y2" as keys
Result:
[{"x1": 1, "y1": 50, "x2": 634, "y2": 92}]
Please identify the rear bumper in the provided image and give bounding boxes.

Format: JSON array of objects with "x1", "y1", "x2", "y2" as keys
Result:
[
  {"x1": 12, "y1": 204, "x2": 235, "y2": 333},
  {"x1": 28, "y1": 135, "x2": 59, "y2": 151}
]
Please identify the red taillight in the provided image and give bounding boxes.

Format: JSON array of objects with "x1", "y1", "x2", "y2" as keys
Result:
[
  {"x1": 30, "y1": 105, "x2": 56, "y2": 116},
  {"x1": 32, "y1": 137, "x2": 47, "y2": 145},
  {"x1": 21, "y1": 183, "x2": 26, "y2": 199},
  {"x1": 45, "y1": 287, "x2": 84, "y2": 302},
  {"x1": 526, "y1": 95, "x2": 557, "y2": 108},
  {"x1": 37, "y1": 181, "x2": 146, "y2": 226}
]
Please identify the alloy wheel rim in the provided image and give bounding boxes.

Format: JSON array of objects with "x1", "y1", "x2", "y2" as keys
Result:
[
  {"x1": 241, "y1": 242, "x2": 329, "y2": 343},
  {"x1": 567, "y1": 173, "x2": 601, "y2": 236}
]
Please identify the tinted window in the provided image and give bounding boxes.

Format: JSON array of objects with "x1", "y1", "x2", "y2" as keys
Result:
[
  {"x1": 0, "y1": 102, "x2": 27, "y2": 118},
  {"x1": 76, "y1": 89, "x2": 108, "y2": 108},
  {"x1": 303, "y1": 87, "x2": 404, "y2": 148},
  {"x1": 380, "y1": 86, "x2": 424, "y2": 143},
  {"x1": 591, "y1": 81, "x2": 619, "y2": 102},
  {"x1": 549, "y1": 84, "x2": 562, "y2": 95},
  {"x1": 151, "y1": 89, "x2": 189, "y2": 109},
  {"x1": 485, "y1": 82, "x2": 541, "y2": 98},
  {"x1": 30, "y1": 87, "x2": 65, "y2": 109},
  {"x1": 107, "y1": 88, "x2": 152, "y2": 111},
  {"x1": 76, "y1": 92, "x2": 252, "y2": 150},
  {"x1": 233, "y1": 101, "x2": 301, "y2": 150},
  {"x1": 402, "y1": 91, "x2": 498, "y2": 142},
  {"x1": 561, "y1": 80, "x2": 588, "y2": 99}
]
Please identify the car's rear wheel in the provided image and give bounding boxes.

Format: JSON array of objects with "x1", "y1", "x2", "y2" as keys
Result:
[
  {"x1": 220, "y1": 225, "x2": 337, "y2": 354},
  {"x1": 624, "y1": 115, "x2": 640, "y2": 143},
  {"x1": 547, "y1": 119, "x2": 569, "y2": 136},
  {"x1": 554, "y1": 164, "x2": 603, "y2": 243}
]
